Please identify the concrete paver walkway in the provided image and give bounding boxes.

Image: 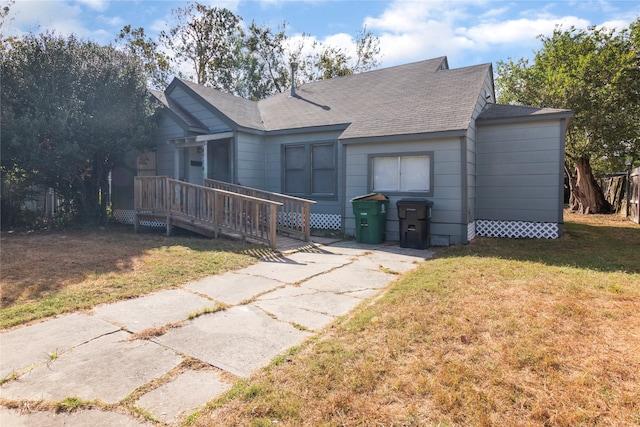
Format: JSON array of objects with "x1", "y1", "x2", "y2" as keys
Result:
[{"x1": 0, "y1": 239, "x2": 433, "y2": 426}]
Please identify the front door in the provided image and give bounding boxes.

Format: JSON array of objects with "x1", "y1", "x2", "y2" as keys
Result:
[
  {"x1": 185, "y1": 146, "x2": 204, "y2": 185},
  {"x1": 207, "y1": 139, "x2": 231, "y2": 182}
]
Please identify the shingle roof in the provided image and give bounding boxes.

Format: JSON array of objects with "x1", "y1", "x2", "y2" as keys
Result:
[
  {"x1": 167, "y1": 57, "x2": 494, "y2": 140},
  {"x1": 177, "y1": 80, "x2": 264, "y2": 130},
  {"x1": 259, "y1": 57, "x2": 490, "y2": 140}
]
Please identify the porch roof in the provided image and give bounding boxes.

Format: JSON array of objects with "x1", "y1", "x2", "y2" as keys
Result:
[{"x1": 168, "y1": 132, "x2": 234, "y2": 147}]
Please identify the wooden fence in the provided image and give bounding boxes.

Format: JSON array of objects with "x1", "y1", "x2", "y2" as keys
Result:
[
  {"x1": 205, "y1": 179, "x2": 316, "y2": 242},
  {"x1": 134, "y1": 176, "x2": 282, "y2": 248}
]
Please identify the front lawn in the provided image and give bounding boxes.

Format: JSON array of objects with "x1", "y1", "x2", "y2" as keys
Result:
[
  {"x1": 0, "y1": 226, "x2": 263, "y2": 330},
  {"x1": 192, "y1": 212, "x2": 640, "y2": 426}
]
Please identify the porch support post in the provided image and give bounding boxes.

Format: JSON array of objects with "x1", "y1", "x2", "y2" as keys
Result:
[
  {"x1": 174, "y1": 146, "x2": 180, "y2": 180},
  {"x1": 202, "y1": 142, "x2": 208, "y2": 185}
]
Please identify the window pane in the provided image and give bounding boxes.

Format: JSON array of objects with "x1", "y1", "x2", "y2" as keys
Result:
[
  {"x1": 311, "y1": 144, "x2": 335, "y2": 195},
  {"x1": 312, "y1": 170, "x2": 334, "y2": 193},
  {"x1": 312, "y1": 144, "x2": 334, "y2": 168},
  {"x1": 285, "y1": 170, "x2": 305, "y2": 193},
  {"x1": 400, "y1": 156, "x2": 429, "y2": 191},
  {"x1": 372, "y1": 157, "x2": 398, "y2": 191},
  {"x1": 285, "y1": 145, "x2": 305, "y2": 169}
]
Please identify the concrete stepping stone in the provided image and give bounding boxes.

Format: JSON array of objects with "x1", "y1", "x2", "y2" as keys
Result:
[
  {"x1": 0, "y1": 331, "x2": 182, "y2": 404},
  {"x1": 93, "y1": 289, "x2": 216, "y2": 333},
  {"x1": 0, "y1": 313, "x2": 118, "y2": 379},
  {"x1": 250, "y1": 301, "x2": 335, "y2": 331},
  {"x1": 0, "y1": 407, "x2": 151, "y2": 427},
  {"x1": 136, "y1": 369, "x2": 229, "y2": 425},
  {"x1": 239, "y1": 251, "x2": 353, "y2": 284},
  {"x1": 364, "y1": 247, "x2": 432, "y2": 273},
  {"x1": 300, "y1": 257, "x2": 396, "y2": 293},
  {"x1": 255, "y1": 287, "x2": 362, "y2": 319},
  {"x1": 187, "y1": 272, "x2": 282, "y2": 305},
  {"x1": 157, "y1": 305, "x2": 311, "y2": 378}
]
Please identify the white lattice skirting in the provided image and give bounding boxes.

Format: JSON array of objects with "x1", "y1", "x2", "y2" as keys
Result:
[
  {"x1": 113, "y1": 209, "x2": 342, "y2": 230},
  {"x1": 310, "y1": 213, "x2": 341, "y2": 230},
  {"x1": 113, "y1": 209, "x2": 166, "y2": 227},
  {"x1": 475, "y1": 220, "x2": 560, "y2": 239},
  {"x1": 276, "y1": 212, "x2": 341, "y2": 230}
]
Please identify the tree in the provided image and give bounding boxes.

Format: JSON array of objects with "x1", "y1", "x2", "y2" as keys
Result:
[
  {"x1": 155, "y1": 2, "x2": 381, "y2": 99},
  {"x1": 159, "y1": 2, "x2": 241, "y2": 86},
  {"x1": 1, "y1": 33, "x2": 158, "y2": 227},
  {"x1": 496, "y1": 20, "x2": 640, "y2": 214},
  {"x1": 0, "y1": 0, "x2": 13, "y2": 29},
  {"x1": 243, "y1": 21, "x2": 290, "y2": 99},
  {"x1": 115, "y1": 25, "x2": 175, "y2": 89},
  {"x1": 291, "y1": 26, "x2": 381, "y2": 83}
]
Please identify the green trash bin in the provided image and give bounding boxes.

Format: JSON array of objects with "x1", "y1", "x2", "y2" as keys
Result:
[{"x1": 351, "y1": 193, "x2": 389, "y2": 244}]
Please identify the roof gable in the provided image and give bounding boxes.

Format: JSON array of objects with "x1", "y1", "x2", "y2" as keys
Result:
[
  {"x1": 149, "y1": 89, "x2": 208, "y2": 133},
  {"x1": 171, "y1": 79, "x2": 264, "y2": 131}
]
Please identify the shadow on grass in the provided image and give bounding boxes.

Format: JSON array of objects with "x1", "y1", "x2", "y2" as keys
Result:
[{"x1": 0, "y1": 224, "x2": 265, "y2": 310}]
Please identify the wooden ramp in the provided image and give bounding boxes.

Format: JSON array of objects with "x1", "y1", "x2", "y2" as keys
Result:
[{"x1": 135, "y1": 177, "x2": 316, "y2": 250}]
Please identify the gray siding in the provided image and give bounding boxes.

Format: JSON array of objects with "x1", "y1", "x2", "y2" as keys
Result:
[
  {"x1": 156, "y1": 114, "x2": 186, "y2": 178},
  {"x1": 168, "y1": 86, "x2": 232, "y2": 133},
  {"x1": 465, "y1": 70, "x2": 495, "y2": 228},
  {"x1": 344, "y1": 137, "x2": 466, "y2": 245},
  {"x1": 476, "y1": 119, "x2": 564, "y2": 223},
  {"x1": 112, "y1": 114, "x2": 184, "y2": 211},
  {"x1": 236, "y1": 132, "x2": 265, "y2": 188}
]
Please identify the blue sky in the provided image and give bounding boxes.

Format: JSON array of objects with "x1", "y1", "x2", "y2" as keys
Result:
[{"x1": 3, "y1": 0, "x2": 639, "y2": 72}]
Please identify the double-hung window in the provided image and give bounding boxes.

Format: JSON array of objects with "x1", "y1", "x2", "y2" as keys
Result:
[
  {"x1": 284, "y1": 142, "x2": 336, "y2": 197},
  {"x1": 370, "y1": 152, "x2": 433, "y2": 195}
]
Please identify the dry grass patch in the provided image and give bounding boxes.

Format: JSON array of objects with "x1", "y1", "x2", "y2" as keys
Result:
[
  {"x1": 0, "y1": 226, "x2": 261, "y2": 329},
  {"x1": 193, "y1": 212, "x2": 640, "y2": 426}
]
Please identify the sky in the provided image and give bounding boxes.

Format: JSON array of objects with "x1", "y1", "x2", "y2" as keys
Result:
[{"x1": 3, "y1": 0, "x2": 639, "y2": 73}]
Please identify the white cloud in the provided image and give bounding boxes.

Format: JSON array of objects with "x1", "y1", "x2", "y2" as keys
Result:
[
  {"x1": 76, "y1": 0, "x2": 109, "y2": 12},
  {"x1": 360, "y1": 0, "x2": 614, "y2": 66},
  {"x1": 198, "y1": 0, "x2": 241, "y2": 13},
  {"x1": 149, "y1": 18, "x2": 171, "y2": 34},
  {"x1": 7, "y1": 0, "x2": 84, "y2": 37},
  {"x1": 458, "y1": 16, "x2": 591, "y2": 48},
  {"x1": 96, "y1": 14, "x2": 125, "y2": 28},
  {"x1": 599, "y1": 19, "x2": 634, "y2": 32},
  {"x1": 323, "y1": 32, "x2": 357, "y2": 53}
]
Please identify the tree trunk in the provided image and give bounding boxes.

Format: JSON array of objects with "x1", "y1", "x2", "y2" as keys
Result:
[{"x1": 567, "y1": 157, "x2": 611, "y2": 214}]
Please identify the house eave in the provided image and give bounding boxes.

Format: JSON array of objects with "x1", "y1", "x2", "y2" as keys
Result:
[
  {"x1": 168, "y1": 131, "x2": 234, "y2": 147},
  {"x1": 265, "y1": 123, "x2": 351, "y2": 136},
  {"x1": 477, "y1": 110, "x2": 574, "y2": 126},
  {"x1": 340, "y1": 129, "x2": 467, "y2": 145}
]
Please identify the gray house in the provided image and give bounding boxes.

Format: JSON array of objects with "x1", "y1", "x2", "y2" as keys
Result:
[{"x1": 113, "y1": 56, "x2": 572, "y2": 245}]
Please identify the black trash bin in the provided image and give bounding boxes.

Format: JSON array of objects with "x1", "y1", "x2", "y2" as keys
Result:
[{"x1": 396, "y1": 198, "x2": 433, "y2": 249}]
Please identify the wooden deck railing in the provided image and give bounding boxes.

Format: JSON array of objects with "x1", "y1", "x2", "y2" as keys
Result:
[
  {"x1": 205, "y1": 179, "x2": 316, "y2": 242},
  {"x1": 135, "y1": 177, "x2": 282, "y2": 248}
]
